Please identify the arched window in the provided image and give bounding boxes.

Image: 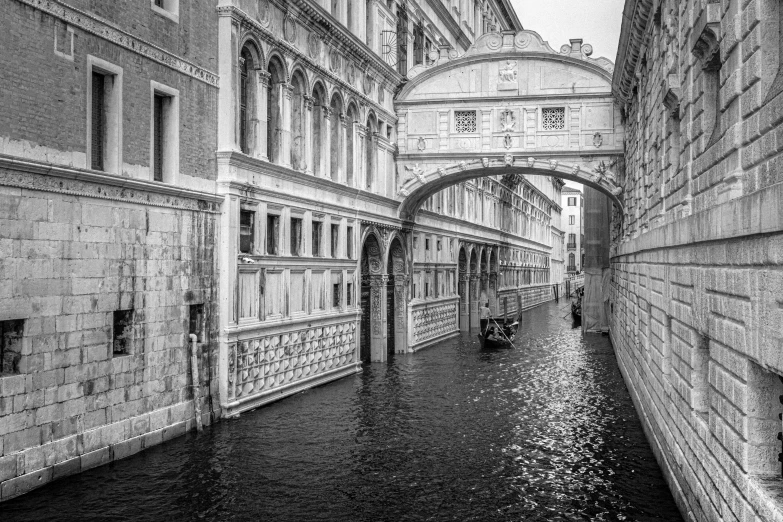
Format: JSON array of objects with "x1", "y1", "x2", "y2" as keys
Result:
[
  {"x1": 290, "y1": 72, "x2": 307, "y2": 170},
  {"x1": 239, "y1": 46, "x2": 257, "y2": 155},
  {"x1": 346, "y1": 103, "x2": 358, "y2": 186},
  {"x1": 365, "y1": 113, "x2": 377, "y2": 190},
  {"x1": 267, "y1": 57, "x2": 285, "y2": 164},
  {"x1": 312, "y1": 85, "x2": 327, "y2": 176},
  {"x1": 568, "y1": 253, "x2": 575, "y2": 270},
  {"x1": 329, "y1": 94, "x2": 343, "y2": 182}
]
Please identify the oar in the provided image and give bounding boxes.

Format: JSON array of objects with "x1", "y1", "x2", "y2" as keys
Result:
[{"x1": 491, "y1": 317, "x2": 514, "y2": 344}]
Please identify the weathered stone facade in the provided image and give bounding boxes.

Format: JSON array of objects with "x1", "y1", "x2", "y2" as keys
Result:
[
  {"x1": 611, "y1": 0, "x2": 783, "y2": 520},
  {"x1": 0, "y1": 0, "x2": 220, "y2": 501}
]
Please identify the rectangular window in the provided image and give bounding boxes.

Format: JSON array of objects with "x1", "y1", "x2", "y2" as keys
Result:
[
  {"x1": 151, "y1": 0, "x2": 179, "y2": 22},
  {"x1": 0, "y1": 319, "x2": 25, "y2": 376},
  {"x1": 569, "y1": 215, "x2": 575, "y2": 225},
  {"x1": 312, "y1": 221, "x2": 322, "y2": 257},
  {"x1": 112, "y1": 309, "x2": 133, "y2": 356},
  {"x1": 153, "y1": 94, "x2": 165, "y2": 181},
  {"x1": 189, "y1": 304, "x2": 205, "y2": 343},
  {"x1": 266, "y1": 214, "x2": 279, "y2": 255},
  {"x1": 542, "y1": 107, "x2": 565, "y2": 130},
  {"x1": 331, "y1": 224, "x2": 340, "y2": 258},
  {"x1": 347, "y1": 282, "x2": 353, "y2": 306},
  {"x1": 346, "y1": 226, "x2": 354, "y2": 259},
  {"x1": 91, "y1": 72, "x2": 105, "y2": 171},
  {"x1": 568, "y1": 197, "x2": 576, "y2": 206},
  {"x1": 333, "y1": 283, "x2": 341, "y2": 308},
  {"x1": 425, "y1": 238, "x2": 430, "y2": 250},
  {"x1": 291, "y1": 217, "x2": 303, "y2": 256},
  {"x1": 239, "y1": 210, "x2": 255, "y2": 254},
  {"x1": 455, "y1": 110, "x2": 477, "y2": 133}
]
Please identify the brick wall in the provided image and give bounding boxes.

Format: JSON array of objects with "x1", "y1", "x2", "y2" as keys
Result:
[{"x1": 612, "y1": 0, "x2": 783, "y2": 520}]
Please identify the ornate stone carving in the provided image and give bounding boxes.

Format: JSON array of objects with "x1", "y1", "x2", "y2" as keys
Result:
[
  {"x1": 257, "y1": 0, "x2": 270, "y2": 26},
  {"x1": 329, "y1": 49, "x2": 341, "y2": 73},
  {"x1": 500, "y1": 109, "x2": 516, "y2": 132},
  {"x1": 226, "y1": 322, "x2": 356, "y2": 401},
  {"x1": 593, "y1": 132, "x2": 603, "y2": 148},
  {"x1": 481, "y1": 157, "x2": 490, "y2": 168},
  {"x1": 412, "y1": 302, "x2": 458, "y2": 344},
  {"x1": 346, "y1": 63, "x2": 356, "y2": 85},
  {"x1": 437, "y1": 168, "x2": 446, "y2": 177},
  {"x1": 503, "y1": 134, "x2": 512, "y2": 149},
  {"x1": 549, "y1": 160, "x2": 558, "y2": 170},
  {"x1": 363, "y1": 74, "x2": 374, "y2": 95},
  {"x1": 572, "y1": 165, "x2": 580, "y2": 175},
  {"x1": 582, "y1": 44, "x2": 593, "y2": 57},
  {"x1": 283, "y1": 12, "x2": 297, "y2": 43},
  {"x1": 379, "y1": 87, "x2": 385, "y2": 103},
  {"x1": 498, "y1": 60, "x2": 517, "y2": 84},
  {"x1": 404, "y1": 164, "x2": 426, "y2": 184},
  {"x1": 307, "y1": 33, "x2": 320, "y2": 59},
  {"x1": 398, "y1": 187, "x2": 410, "y2": 197},
  {"x1": 458, "y1": 161, "x2": 467, "y2": 171},
  {"x1": 504, "y1": 154, "x2": 514, "y2": 167},
  {"x1": 417, "y1": 136, "x2": 426, "y2": 151},
  {"x1": 527, "y1": 157, "x2": 535, "y2": 167}
]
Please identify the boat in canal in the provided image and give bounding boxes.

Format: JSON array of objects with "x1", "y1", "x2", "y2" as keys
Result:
[
  {"x1": 571, "y1": 288, "x2": 583, "y2": 322},
  {"x1": 478, "y1": 319, "x2": 517, "y2": 349}
]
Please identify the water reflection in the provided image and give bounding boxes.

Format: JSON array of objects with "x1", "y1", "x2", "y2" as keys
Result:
[{"x1": 2, "y1": 301, "x2": 681, "y2": 521}]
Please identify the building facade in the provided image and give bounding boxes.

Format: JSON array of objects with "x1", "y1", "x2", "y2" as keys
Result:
[
  {"x1": 562, "y1": 186, "x2": 583, "y2": 273},
  {"x1": 610, "y1": 0, "x2": 783, "y2": 520}
]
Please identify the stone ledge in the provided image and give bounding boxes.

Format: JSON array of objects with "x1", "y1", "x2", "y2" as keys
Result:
[{"x1": 410, "y1": 330, "x2": 460, "y2": 352}]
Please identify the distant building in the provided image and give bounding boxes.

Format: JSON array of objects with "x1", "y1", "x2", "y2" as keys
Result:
[{"x1": 562, "y1": 187, "x2": 583, "y2": 273}]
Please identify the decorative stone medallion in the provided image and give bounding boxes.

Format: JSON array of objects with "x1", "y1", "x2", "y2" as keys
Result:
[
  {"x1": 329, "y1": 49, "x2": 341, "y2": 73},
  {"x1": 379, "y1": 87, "x2": 385, "y2": 103},
  {"x1": 593, "y1": 132, "x2": 603, "y2": 148},
  {"x1": 307, "y1": 33, "x2": 320, "y2": 59},
  {"x1": 481, "y1": 157, "x2": 489, "y2": 167},
  {"x1": 363, "y1": 74, "x2": 373, "y2": 95},
  {"x1": 417, "y1": 137, "x2": 426, "y2": 151},
  {"x1": 257, "y1": 0, "x2": 270, "y2": 26},
  {"x1": 346, "y1": 63, "x2": 356, "y2": 86},
  {"x1": 560, "y1": 44, "x2": 571, "y2": 54},
  {"x1": 283, "y1": 13, "x2": 297, "y2": 43},
  {"x1": 504, "y1": 154, "x2": 514, "y2": 167},
  {"x1": 503, "y1": 134, "x2": 512, "y2": 149}
]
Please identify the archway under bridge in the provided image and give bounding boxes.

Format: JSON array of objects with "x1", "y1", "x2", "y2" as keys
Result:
[{"x1": 394, "y1": 28, "x2": 626, "y2": 223}]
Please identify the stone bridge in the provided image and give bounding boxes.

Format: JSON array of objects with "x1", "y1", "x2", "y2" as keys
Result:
[{"x1": 394, "y1": 29, "x2": 625, "y2": 222}]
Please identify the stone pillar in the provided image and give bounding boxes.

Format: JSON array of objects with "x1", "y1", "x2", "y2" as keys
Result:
[
  {"x1": 303, "y1": 96, "x2": 314, "y2": 175},
  {"x1": 356, "y1": 124, "x2": 367, "y2": 190},
  {"x1": 369, "y1": 275, "x2": 387, "y2": 361},
  {"x1": 459, "y1": 274, "x2": 470, "y2": 331},
  {"x1": 366, "y1": 0, "x2": 377, "y2": 52},
  {"x1": 489, "y1": 273, "x2": 498, "y2": 317},
  {"x1": 321, "y1": 106, "x2": 332, "y2": 178},
  {"x1": 469, "y1": 274, "x2": 480, "y2": 329},
  {"x1": 582, "y1": 185, "x2": 612, "y2": 333},
  {"x1": 339, "y1": 114, "x2": 348, "y2": 184},
  {"x1": 217, "y1": 11, "x2": 240, "y2": 152},
  {"x1": 281, "y1": 83, "x2": 293, "y2": 168},
  {"x1": 257, "y1": 71, "x2": 270, "y2": 160},
  {"x1": 393, "y1": 275, "x2": 408, "y2": 353}
]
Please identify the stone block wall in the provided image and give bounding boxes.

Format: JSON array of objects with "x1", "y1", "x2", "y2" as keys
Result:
[{"x1": 611, "y1": 0, "x2": 783, "y2": 519}]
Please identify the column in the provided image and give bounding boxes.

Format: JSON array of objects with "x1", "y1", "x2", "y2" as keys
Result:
[
  {"x1": 393, "y1": 275, "x2": 408, "y2": 353},
  {"x1": 356, "y1": 124, "x2": 367, "y2": 189},
  {"x1": 489, "y1": 273, "x2": 498, "y2": 318},
  {"x1": 304, "y1": 96, "x2": 314, "y2": 175},
  {"x1": 217, "y1": 12, "x2": 240, "y2": 152},
  {"x1": 469, "y1": 274, "x2": 480, "y2": 329},
  {"x1": 365, "y1": 0, "x2": 376, "y2": 52},
  {"x1": 369, "y1": 275, "x2": 387, "y2": 362},
  {"x1": 257, "y1": 71, "x2": 270, "y2": 160},
  {"x1": 281, "y1": 83, "x2": 293, "y2": 168},
  {"x1": 339, "y1": 114, "x2": 348, "y2": 184},
  {"x1": 459, "y1": 274, "x2": 470, "y2": 331},
  {"x1": 321, "y1": 106, "x2": 332, "y2": 178}
]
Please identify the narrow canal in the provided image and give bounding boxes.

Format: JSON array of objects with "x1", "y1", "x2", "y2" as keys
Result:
[{"x1": 3, "y1": 301, "x2": 682, "y2": 521}]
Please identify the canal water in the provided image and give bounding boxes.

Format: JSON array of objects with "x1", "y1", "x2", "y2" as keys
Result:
[{"x1": 3, "y1": 301, "x2": 682, "y2": 521}]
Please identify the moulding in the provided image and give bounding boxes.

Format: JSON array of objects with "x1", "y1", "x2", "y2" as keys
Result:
[
  {"x1": 691, "y1": 3, "x2": 722, "y2": 66},
  {"x1": 0, "y1": 154, "x2": 221, "y2": 212},
  {"x1": 18, "y1": 0, "x2": 218, "y2": 86}
]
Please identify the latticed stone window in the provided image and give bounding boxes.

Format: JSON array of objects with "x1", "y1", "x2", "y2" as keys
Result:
[
  {"x1": 455, "y1": 110, "x2": 477, "y2": 133},
  {"x1": 542, "y1": 107, "x2": 565, "y2": 130}
]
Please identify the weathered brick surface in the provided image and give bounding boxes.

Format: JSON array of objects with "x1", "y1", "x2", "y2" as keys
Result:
[{"x1": 0, "y1": 0, "x2": 220, "y2": 502}]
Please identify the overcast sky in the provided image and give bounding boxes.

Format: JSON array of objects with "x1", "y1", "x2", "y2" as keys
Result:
[
  {"x1": 509, "y1": 0, "x2": 625, "y2": 191},
  {"x1": 510, "y1": 0, "x2": 625, "y2": 64}
]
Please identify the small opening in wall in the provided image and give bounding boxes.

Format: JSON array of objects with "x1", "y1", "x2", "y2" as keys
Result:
[
  {"x1": 346, "y1": 226, "x2": 354, "y2": 259},
  {"x1": 113, "y1": 309, "x2": 134, "y2": 356},
  {"x1": 267, "y1": 214, "x2": 279, "y2": 255},
  {"x1": 0, "y1": 319, "x2": 25, "y2": 376},
  {"x1": 331, "y1": 224, "x2": 339, "y2": 258},
  {"x1": 239, "y1": 209, "x2": 255, "y2": 254},
  {"x1": 693, "y1": 332, "x2": 710, "y2": 423},
  {"x1": 425, "y1": 238, "x2": 430, "y2": 250},
  {"x1": 347, "y1": 282, "x2": 353, "y2": 306},
  {"x1": 333, "y1": 283, "x2": 341, "y2": 309},
  {"x1": 291, "y1": 217, "x2": 303, "y2": 256},
  {"x1": 312, "y1": 221, "x2": 322, "y2": 257},
  {"x1": 189, "y1": 304, "x2": 205, "y2": 343}
]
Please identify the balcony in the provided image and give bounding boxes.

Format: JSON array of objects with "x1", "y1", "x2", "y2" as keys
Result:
[
  {"x1": 567, "y1": 265, "x2": 576, "y2": 272},
  {"x1": 567, "y1": 242, "x2": 576, "y2": 249}
]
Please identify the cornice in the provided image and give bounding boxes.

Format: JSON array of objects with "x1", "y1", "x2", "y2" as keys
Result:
[
  {"x1": 423, "y1": 0, "x2": 471, "y2": 50},
  {"x1": 21, "y1": 0, "x2": 219, "y2": 86},
  {"x1": 612, "y1": 0, "x2": 655, "y2": 102},
  {"x1": 0, "y1": 154, "x2": 222, "y2": 211},
  {"x1": 221, "y1": 4, "x2": 398, "y2": 122}
]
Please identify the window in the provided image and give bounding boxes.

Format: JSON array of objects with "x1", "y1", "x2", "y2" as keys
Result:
[
  {"x1": 189, "y1": 304, "x2": 205, "y2": 343},
  {"x1": 113, "y1": 310, "x2": 133, "y2": 356},
  {"x1": 151, "y1": 0, "x2": 179, "y2": 22},
  {"x1": 266, "y1": 214, "x2": 279, "y2": 255},
  {"x1": 240, "y1": 47, "x2": 251, "y2": 154},
  {"x1": 542, "y1": 107, "x2": 565, "y2": 130},
  {"x1": 331, "y1": 224, "x2": 340, "y2": 258},
  {"x1": 567, "y1": 197, "x2": 576, "y2": 206},
  {"x1": 569, "y1": 215, "x2": 575, "y2": 225},
  {"x1": 455, "y1": 110, "x2": 477, "y2": 133},
  {"x1": 239, "y1": 210, "x2": 255, "y2": 254},
  {"x1": 312, "y1": 221, "x2": 322, "y2": 257},
  {"x1": 150, "y1": 83, "x2": 178, "y2": 183},
  {"x1": 346, "y1": 226, "x2": 354, "y2": 259},
  {"x1": 346, "y1": 282, "x2": 353, "y2": 306},
  {"x1": 291, "y1": 217, "x2": 303, "y2": 256},
  {"x1": 0, "y1": 319, "x2": 24, "y2": 376},
  {"x1": 88, "y1": 57, "x2": 122, "y2": 174},
  {"x1": 333, "y1": 283, "x2": 341, "y2": 308},
  {"x1": 425, "y1": 238, "x2": 430, "y2": 250}
]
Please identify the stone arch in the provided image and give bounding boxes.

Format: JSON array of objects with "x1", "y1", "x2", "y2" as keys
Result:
[
  {"x1": 311, "y1": 82, "x2": 328, "y2": 177},
  {"x1": 266, "y1": 55, "x2": 287, "y2": 164},
  {"x1": 238, "y1": 33, "x2": 266, "y2": 69},
  {"x1": 359, "y1": 231, "x2": 384, "y2": 363},
  {"x1": 289, "y1": 69, "x2": 308, "y2": 171},
  {"x1": 397, "y1": 159, "x2": 623, "y2": 222},
  {"x1": 385, "y1": 235, "x2": 408, "y2": 354},
  {"x1": 468, "y1": 247, "x2": 479, "y2": 329},
  {"x1": 238, "y1": 41, "x2": 264, "y2": 156},
  {"x1": 458, "y1": 245, "x2": 469, "y2": 331},
  {"x1": 329, "y1": 91, "x2": 344, "y2": 182}
]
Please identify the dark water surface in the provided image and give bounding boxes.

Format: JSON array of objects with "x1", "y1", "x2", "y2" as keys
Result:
[{"x1": 3, "y1": 301, "x2": 682, "y2": 521}]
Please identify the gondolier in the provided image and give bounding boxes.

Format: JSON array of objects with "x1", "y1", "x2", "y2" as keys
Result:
[{"x1": 479, "y1": 302, "x2": 491, "y2": 333}]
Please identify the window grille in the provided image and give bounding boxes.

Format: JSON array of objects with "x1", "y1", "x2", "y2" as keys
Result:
[
  {"x1": 455, "y1": 110, "x2": 476, "y2": 133},
  {"x1": 542, "y1": 107, "x2": 565, "y2": 130},
  {"x1": 91, "y1": 72, "x2": 105, "y2": 170},
  {"x1": 153, "y1": 94, "x2": 164, "y2": 181}
]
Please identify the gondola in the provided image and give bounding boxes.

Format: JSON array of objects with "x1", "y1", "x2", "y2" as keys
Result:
[
  {"x1": 571, "y1": 288, "x2": 583, "y2": 321},
  {"x1": 478, "y1": 320, "x2": 518, "y2": 349}
]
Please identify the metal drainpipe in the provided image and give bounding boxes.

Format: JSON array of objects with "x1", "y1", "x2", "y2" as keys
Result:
[{"x1": 190, "y1": 334, "x2": 203, "y2": 433}]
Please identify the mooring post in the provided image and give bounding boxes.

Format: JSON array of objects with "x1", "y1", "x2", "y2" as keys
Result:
[{"x1": 189, "y1": 334, "x2": 203, "y2": 433}]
